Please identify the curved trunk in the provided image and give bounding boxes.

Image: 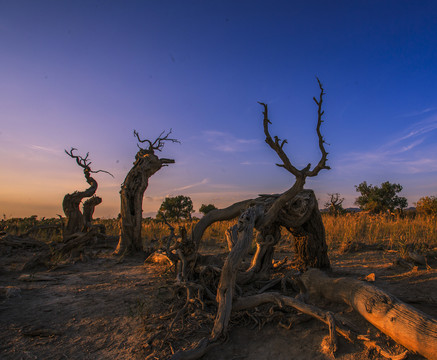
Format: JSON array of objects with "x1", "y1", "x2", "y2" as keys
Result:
[
  {"x1": 114, "y1": 152, "x2": 174, "y2": 255},
  {"x1": 192, "y1": 198, "x2": 256, "y2": 250},
  {"x1": 62, "y1": 171, "x2": 97, "y2": 238}
]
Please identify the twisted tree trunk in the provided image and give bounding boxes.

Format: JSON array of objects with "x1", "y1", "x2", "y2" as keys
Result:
[
  {"x1": 194, "y1": 189, "x2": 331, "y2": 281},
  {"x1": 115, "y1": 156, "x2": 168, "y2": 254},
  {"x1": 62, "y1": 170, "x2": 97, "y2": 238},
  {"x1": 114, "y1": 130, "x2": 178, "y2": 255}
]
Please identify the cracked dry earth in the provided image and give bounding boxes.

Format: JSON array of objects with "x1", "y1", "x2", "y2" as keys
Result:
[{"x1": 0, "y1": 248, "x2": 436, "y2": 360}]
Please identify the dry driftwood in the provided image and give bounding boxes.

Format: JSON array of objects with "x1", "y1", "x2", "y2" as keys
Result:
[{"x1": 300, "y1": 269, "x2": 437, "y2": 360}]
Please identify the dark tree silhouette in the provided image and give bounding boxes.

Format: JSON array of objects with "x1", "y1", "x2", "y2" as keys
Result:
[
  {"x1": 114, "y1": 130, "x2": 179, "y2": 255},
  {"x1": 324, "y1": 193, "x2": 345, "y2": 216},
  {"x1": 199, "y1": 204, "x2": 218, "y2": 215},
  {"x1": 355, "y1": 181, "x2": 407, "y2": 214},
  {"x1": 157, "y1": 195, "x2": 194, "y2": 222},
  {"x1": 62, "y1": 148, "x2": 112, "y2": 238}
]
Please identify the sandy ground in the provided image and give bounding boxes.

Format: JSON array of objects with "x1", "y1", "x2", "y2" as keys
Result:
[{"x1": 0, "y1": 244, "x2": 436, "y2": 360}]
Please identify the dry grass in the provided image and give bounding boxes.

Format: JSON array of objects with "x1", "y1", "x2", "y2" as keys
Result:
[
  {"x1": 322, "y1": 213, "x2": 437, "y2": 252},
  {"x1": 3, "y1": 213, "x2": 436, "y2": 253}
]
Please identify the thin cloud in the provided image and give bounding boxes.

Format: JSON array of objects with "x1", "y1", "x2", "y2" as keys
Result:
[
  {"x1": 397, "y1": 107, "x2": 437, "y2": 118},
  {"x1": 203, "y1": 130, "x2": 260, "y2": 153},
  {"x1": 171, "y1": 178, "x2": 209, "y2": 192},
  {"x1": 29, "y1": 144, "x2": 59, "y2": 154},
  {"x1": 385, "y1": 116, "x2": 437, "y2": 147},
  {"x1": 338, "y1": 115, "x2": 437, "y2": 175},
  {"x1": 241, "y1": 160, "x2": 272, "y2": 166},
  {"x1": 399, "y1": 139, "x2": 424, "y2": 153}
]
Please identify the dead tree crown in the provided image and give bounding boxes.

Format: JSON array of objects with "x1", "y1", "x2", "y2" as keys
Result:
[
  {"x1": 64, "y1": 148, "x2": 114, "y2": 179},
  {"x1": 192, "y1": 78, "x2": 331, "y2": 249},
  {"x1": 132, "y1": 129, "x2": 180, "y2": 166}
]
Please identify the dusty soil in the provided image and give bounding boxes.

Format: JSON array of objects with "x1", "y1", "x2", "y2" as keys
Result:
[{"x1": 0, "y1": 242, "x2": 436, "y2": 360}]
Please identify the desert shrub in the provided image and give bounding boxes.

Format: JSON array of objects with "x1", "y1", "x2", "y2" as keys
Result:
[
  {"x1": 416, "y1": 196, "x2": 437, "y2": 215},
  {"x1": 355, "y1": 181, "x2": 408, "y2": 213}
]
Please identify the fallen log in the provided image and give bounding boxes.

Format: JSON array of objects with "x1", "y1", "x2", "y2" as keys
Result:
[{"x1": 300, "y1": 269, "x2": 437, "y2": 360}]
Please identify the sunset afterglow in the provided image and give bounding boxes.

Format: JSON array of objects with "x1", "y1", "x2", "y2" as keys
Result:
[{"x1": 1, "y1": 1, "x2": 437, "y2": 218}]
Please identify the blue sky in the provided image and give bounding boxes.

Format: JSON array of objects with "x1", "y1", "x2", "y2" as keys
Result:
[{"x1": 1, "y1": 0, "x2": 437, "y2": 218}]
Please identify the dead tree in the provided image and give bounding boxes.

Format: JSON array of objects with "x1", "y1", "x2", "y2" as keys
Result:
[
  {"x1": 62, "y1": 148, "x2": 112, "y2": 238},
  {"x1": 192, "y1": 78, "x2": 331, "y2": 276},
  {"x1": 167, "y1": 81, "x2": 437, "y2": 360},
  {"x1": 114, "y1": 130, "x2": 179, "y2": 255},
  {"x1": 324, "y1": 193, "x2": 345, "y2": 216}
]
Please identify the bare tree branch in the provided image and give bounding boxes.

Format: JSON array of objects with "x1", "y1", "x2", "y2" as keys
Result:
[
  {"x1": 259, "y1": 102, "x2": 302, "y2": 178},
  {"x1": 306, "y1": 77, "x2": 331, "y2": 177},
  {"x1": 65, "y1": 148, "x2": 114, "y2": 177},
  {"x1": 134, "y1": 129, "x2": 180, "y2": 152}
]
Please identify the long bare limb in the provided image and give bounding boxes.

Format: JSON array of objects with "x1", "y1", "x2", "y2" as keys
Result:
[
  {"x1": 259, "y1": 102, "x2": 302, "y2": 177},
  {"x1": 306, "y1": 77, "x2": 331, "y2": 177},
  {"x1": 257, "y1": 79, "x2": 329, "y2": 227},
  {"x1": 192, "y1": 198, "x2": 257, "y2": 249}
]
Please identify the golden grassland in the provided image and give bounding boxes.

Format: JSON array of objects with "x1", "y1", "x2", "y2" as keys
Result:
[{"x1": 1, "y1": 213, "x2": 436, "y2": 252}]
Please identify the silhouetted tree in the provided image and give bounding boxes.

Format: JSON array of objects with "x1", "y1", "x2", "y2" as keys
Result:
[
  {"x1": 63, "y1": 148, "x2": 112, "y2": 238},
  {"x1": 324, "y1": 193, "x2": 345, "y2": 216},
  {"x1": 192, "y1": 78, "x2": 331, "y2": 279},
  {"x1": 354, "y1": 181, "x2": 407, "y2": 214},
  {"x1": 114, "y1": 130, "x2": 179, "y2": 255},
  {"x1": 157, "y1": 195, "x2": 194, "y2": 222},
  {"x1": 199, "y1": 204, "x2": 218, "y2": 216}
]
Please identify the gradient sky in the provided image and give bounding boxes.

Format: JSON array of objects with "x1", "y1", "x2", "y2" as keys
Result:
[{"x1": 1, "y1": 0, "x2": 437, "y2": 218}]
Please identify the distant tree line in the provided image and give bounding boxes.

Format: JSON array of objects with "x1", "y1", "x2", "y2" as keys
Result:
[
  {"x1": 324, "y1": 180, "x2": 436, "y2": 216},
  {"x1": 156, "y1": 181, "x2": 436, "y2": 221}
]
